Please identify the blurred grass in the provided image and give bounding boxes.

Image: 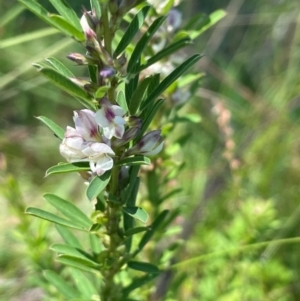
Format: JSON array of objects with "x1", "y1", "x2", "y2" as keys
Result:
[{"x1": 1, "y1": 0, "x2": 300, "y2": 300}]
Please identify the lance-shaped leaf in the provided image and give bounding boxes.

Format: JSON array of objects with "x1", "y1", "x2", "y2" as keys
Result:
[
  {"x1": 50, "y1": 244, "x2": 93, "y2": 261},
  {"x1": 138, "y1": 37, "x2": 192, "y2": 72},
  {"x1": 95, "y1": 86, "x2": 110, "y2": 98},
  {"x1": 48, "y1": 14, "x2": 84, "y2": 41},
  {"x1": 140, "y1": 54, "x2": 202, "y2": 111},
  {"x1": 124, "y1": 226, "x2": 149, "y2": 236},
  {"x1": 137, "y1": 210, "x2": 169, "y2": 253},
  {"x1": 57, "y1": 254, "x2": 101, "y2": 270},
  {"x1": 115, "y1": 156, "x2": 150, "y2": 167},
  {"x1": 46, "y1": 162, "x2": 90, "y2": 177},
  {"x1": 123, "y1": 206, "x2": 149, "y2": 223},
  {"x1": 86, "y1": 171, "x2": 111, "y2": 201},
  {"x1": 116, "y1": 90, "x2": 128, "y2": 113},
  {"x1": 25, "y1": 207, "x2": 86, "y2": 230},
  {"x1": 127, "y1": 15, "x2": 167, "y2": 74},
  {"x1": 36, "y1": 116, "x2": 64, "y2": 139},
  {"x1": 188, "y1": 10, "x2": 226, "y2": 40},
  {"x1": 137, "y1": 99, "x2": 164, "y2": 140},
  {"x1": 127, "y1": 261, "x2": 160, "y2": 273},
  {"x1": 18, "y1": 0, "x2": 84, "y2": 41},
  {"x1": 44, "y1": 193, "x2": 92, "y2": 229},
  {"x1": 69, "y1": 269, "x2": 99, "y2": 299},
  {"x1": 33, "y1": 66, "x2": 94, "y2": 109},
  {"x1": 122, "y1": 273, "x2": 158, "y2": 296},
  {"x1": 114, "y1": 6, "x2": 151, "y2": 57},
  {"x1": 44, "y1": 270, "x2": 78, "y2": 299},
  {"x1": 48, "y1": 0, "x2": 82, "y2": 31},
  {"x1": 46, "y1": 57, "x2": 74, "y2": 77},
  {"x1": 56, "y1": 224, "x2": 83, "y2": 249},
  {"x1": 128, "y1": 76, "x2": 153, "y2": 115}
]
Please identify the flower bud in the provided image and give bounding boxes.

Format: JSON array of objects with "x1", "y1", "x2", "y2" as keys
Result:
[
  {"x1": 113, "y1": 127, "x2": 140, "y2": 147},
  {"x1": 100, "y1": 67, "x2": 116, "y2": 79},
  {"x1": 67, "y1": 53, "x2": 88, "y2": 65},
  {"x1": 127, "y1": 116, "x2": 142, "y2": 129},
  {"x1": 167, "y1": 9, "x2": 182, "y2": 32},
  {"x1": 126, "y1": 130, "x2": 164, "y2": 156}
]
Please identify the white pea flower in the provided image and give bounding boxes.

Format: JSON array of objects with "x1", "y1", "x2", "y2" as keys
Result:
[
  {"x1": 82, "y1": 143, "x2": 115, "y2": 176},
  {"x1": 59, "y1": 110, "x2": 116, "y2": 176},
  {"x1": 95, "y1": 99, "x2": 126, "y2": 139}
]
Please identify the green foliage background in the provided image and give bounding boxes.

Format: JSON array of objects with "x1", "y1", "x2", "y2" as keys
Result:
[{"x1": 1, "y1": 0, "x2": 300, "y2": 300}]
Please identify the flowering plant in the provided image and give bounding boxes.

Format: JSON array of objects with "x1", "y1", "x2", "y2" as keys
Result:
[{"x1": 18, "y1": 0, "x2": 225, "y2": 299}]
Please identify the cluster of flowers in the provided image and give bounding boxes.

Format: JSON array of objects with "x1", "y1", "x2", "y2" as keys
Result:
[{"x1": 60, "y1": 99, "x2": 164, "y2": 176}]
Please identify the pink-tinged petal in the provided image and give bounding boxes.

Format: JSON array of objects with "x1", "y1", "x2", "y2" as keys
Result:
[
  {"x1": 64, "y1": 126, "x2": 82, "y2": 138},
  {"x1": 90, "y1": 142, "x2": 115, "y2": 156},
  {"x1": 114, "y1": 124, "x2": 125, "y2": 139},
  {"x1": 74, "y1": 110, "x2": 99, "y2": 141},
  {"x1": 95, "y1": 109, "x2": 110, "y2": 127},
  {"x1": 111, "y1": 105, "x2": 124, "y2": 117}
]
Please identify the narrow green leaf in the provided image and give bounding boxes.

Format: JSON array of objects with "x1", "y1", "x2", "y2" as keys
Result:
[
  {"x1": 114, "y1": 6, "x2": 151, "y2": 57},
  {"x1": 177, "y1": 73, "x2": 204, "y2": 88},
  {"x1": 86, "y1": 171, "x2": 111, "y2": 201},
  {"x1": 48, "y1": 14, "x2": 84, "y2": 41},
  {"x1": 56, "y1": 225, "x2": 83, "y2": 249},
  {"x1": 90, "y1": 0, "x2": 101, "y2": 18},
  {"x1": 44, "y1": 193, "x2": 92, "y2": 229},
  {"x1": 125, "y1": 74, "x2": 139, "y2": 104},
  {"x1": 69, "y1": 269, "x2": 99, "y2": 299},
  {"x1": 0, "y1": 28, "x2": 59, "y2": 49},
  {"x1": 127, "y1": 16, "x2": 167, "y2": 74},
  {"x1": 46, "y1": 162, "x2": 90, "y2": 177},
  {"x1": 25, "y1": 207, "x2": 86, "y2": 230},
  {"x1": 116, "y1": 90, "x2": 128, "y2": 113},
  {"x1": 34, "y1": 67, "x2": 94, "y2": 109},
  {"x1": 115, "y1": 156, "x2": 150, "y2": 167},
  {"x1": 137, "y1": 210, "x2": 169, "y2": 252},
  {"x1": 138, "y1": 37, "x2": 192, "y2": 72},
  {"x1": 57, "y1": 254, "x2": 101, "y2": 269},
  {"x1": 127, "y1": 261, "x2": 160, "y2": 273},
  {"x1": 95, "y1": 86, "x2": 109, "y2": 98},
  {"x1": 0, "y1": 4, "x2": 24, "y2": 27},
  {"x1": 138, "y1": 99, "x2": 164, "y2": 140},
  {"x1": 124, "y1": 226, "x2": 149, "y2": 236},
  {"x1": 122, "y1": 274, "x2": 158, "y2": 296},
  {"x1": 90, "y1": 233, "x2": 103, "y2": 254},
  {"x1": 18, "y1": 0, "x2": 54, "y2": 26},
  {"x1": 123, "y1": 207, "x2": 149, "y2": 223},
  {"x1": 88, "y1": 65, "x2": 98, "y2": 84},
  {"x1": 50, "y1": 244, "x2": 94, "y2": 263},
  {"x1": 36, "y1": 116, "x2": 65, "y2": 139},
  {"x1": 124, "y1": 166, "x2": 140, "y2": 205},
  {"x1": 18, "y1": 0, "x2": 84, "y2": 41},
  {"x1": 128, "y1": 77, "x2": 153, "y2": 115},
  {"x1": 189, "y1": 10, "x2": 226, "y2": 39},
  {"x1": 43, "y1": 270, "x2": 78, "y2": 299},
  {"x1": 46, "y1": 57, "x2": 74, "y2": 77},
  {"x1": 140, "y1": 54, "x2": 202, "y2": 111},
  {"x1": 48, "y1": 0, "x2": 82, "y2": 31}
]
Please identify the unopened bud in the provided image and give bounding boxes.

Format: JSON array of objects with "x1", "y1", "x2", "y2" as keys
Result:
[
  {"x1": 127, "y1": 116, "x2": 142, "y2": 128},
  {"x1": 167, "y1": 9, "x2": 182, "y2": 32},
  {"x1": 100, "y1": 67, "x2": 116, "y2": 78},
  {"x1": 114, "y1": 53, "x2": 127, "y2": 68},
  {"x1": 67, "y1": 53, "x2": 88, "y2": 65},
  {"x1": 113, "y1": 127, "x2": 140, "y2": 147},
  {"x1": 126, "y1": 130, "x2": 164, "y2": 156}
]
